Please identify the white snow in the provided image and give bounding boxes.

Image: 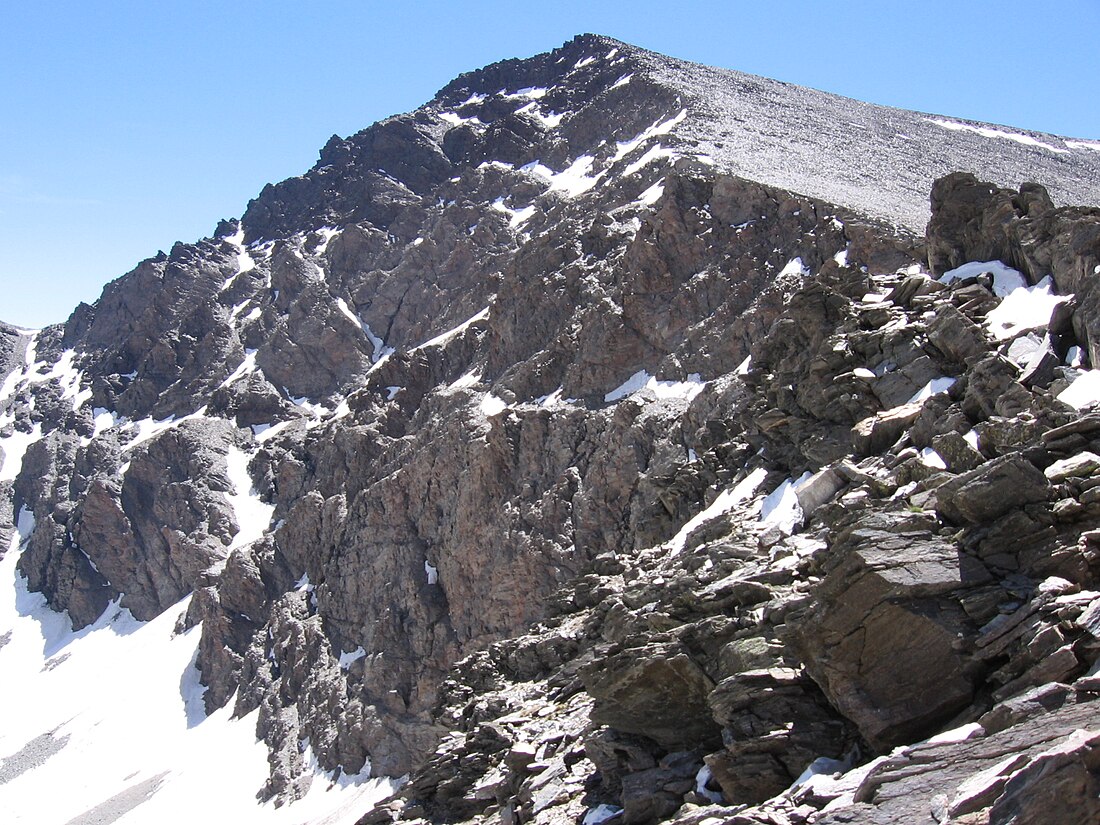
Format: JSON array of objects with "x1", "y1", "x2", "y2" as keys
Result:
[
  {"x1": 1067, "y1": 345, "x2": 1085, "y2": 368},
  {"x1": 694, "y1": 765, "x2": 723, "y2": 804},
  {"x1": 925, "y1": 722, "x2": 984, "y2": 744},
  {"x1": 0, "y1": 527, "x2": 397, "y2": 824},
  {"x1": 223, "y1": 446, "x2": 275, "y2": 553},
  {"x1": 515, "y1": 101, "x2": 564, "y2": 128},
  {"x1": 985, "y1": 276, "x2": 1071, "y2": 340},
  {"x1": 424, "y1": 561, "x2": 438, "y2": 585},
  {"x1": 737, "y1": 355, "x2": 752, "y2": 376},
  {"x1": 919, "y1": 448, "x2": 948, "y2": 470},
  {"x1": 448, "y1": 371, "x2": 481, "y2": 391},
  {"x1": 532, "y1": 387, "x2": 577, "y2": 409},
  {"x1": 907, "y1": 376, "x2": 956, "y2": 404},
  {"x1": 413, "y1": 307, "x2": 490, "y2": 351},
  {"x1": 1067, "y1": 140, "x2": 1100, "y2": 152},
  {"x1": 90, "y1": 407, "x2": 119, "y2": 439},
  {"x1": 335, "y1": 298, "x2": 394, "y2": 363},
  {"x1": 337, "y1": 646, "x2": 366, "y2": 670},
  {"x1": 504, "y1": 86, "x2": 547, "y2": 100},
  {"x1": 252, "y1": 420, "x2": 294, "y2": 444},
  {"x1": 220, "y1": 228, "x2": 257, "y2": 290},
  {"x1": 609, "y1": 73, "x2": 633, "y2": 90},
  {"x1": 668, "y1": 467, "x2": 769, "y2": 554},
  {"x1": 778, "y1": 257, "x2": 812, "y2": 282},
  {"x1": 613, "y1": 109, "x2": 688, "y2": 161},
  {"x1": 927, "y1": 118, "x2": 1069, "y2": 154},
  {"x1": 623, "y1": 144, "x2": 675, "y2": 176},
  {"x1": 833, "y1": 248, "x2": 849, "y2": 267},
  {"x1": 123, "y1": 406, "x2": 210, "y2": 452},
  {"x1": 938, "y1": 260, "x2": 1027, "y2": 297},
  {"x1": 458, "y1": 92, "x2": 486, "y2": 107},
  {"x1": 219, "y1": 349, "x2": 259, "y2": 388},
  {"x1": 439, "y1": 111, "x2": 483, "y2": 127},
  {"x1": 0, "y1": 422, "x2": 43, "y2": 483},
  {"x1": 573, "y1": 56, "x2": 596, "y2": 69},
  {"x1": 963, "y1": 429, "x2": 981, "y2": 450},
  {"x1": 583, "y1": 804, "x2": 624, "y2": 825},
  {"x1": 522, "y1": 156, "x2": 602, "y2": 197},
  {"x1": 637, "y1": 180, "x2": 665, "y2": 206},
  {"x1": 790, "y1": 755, "x2": 853, "y2": 792},
  {"x1": 604, "y1": 370, "x2": 704, "y2": 403},
  {"x1": 1058, "y1": 370, "x2": 1100, "y2": 410},
  {"x1": 491, "y1": 197, "x2": 537, "y2": 228},
  {"x1": 479, "y1": 394, "x2": 507, "y2": 417},
  {"x1": 18, "y1": 348, "x2": 91, "y2": 412},
  {"x1": 759, "y1": 472, "x2": 814, "y2": 535}
]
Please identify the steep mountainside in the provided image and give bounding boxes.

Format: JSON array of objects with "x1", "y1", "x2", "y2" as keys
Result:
[{"x1": 2, "y1": 34, "x2": 1100, "y2": 825}]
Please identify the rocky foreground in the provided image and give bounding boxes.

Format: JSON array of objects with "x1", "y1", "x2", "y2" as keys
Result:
[{"x1": 2, "y1": 33, "x2": 1100, "y2": 825}]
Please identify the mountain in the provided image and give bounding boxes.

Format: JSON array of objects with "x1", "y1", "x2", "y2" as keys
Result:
[{"x1": 3, "y1": 33, "x2": 1100, "y2": 825}]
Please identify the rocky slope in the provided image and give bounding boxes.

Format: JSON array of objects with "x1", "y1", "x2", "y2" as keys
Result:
[{"x1": 2, "y1": 33, "x2": 1100, "y2": 825}]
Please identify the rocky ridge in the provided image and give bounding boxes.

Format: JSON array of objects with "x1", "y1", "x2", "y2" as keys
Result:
[{"x1": 1, "y1": 33, "x2": 1100, "y2": 824}]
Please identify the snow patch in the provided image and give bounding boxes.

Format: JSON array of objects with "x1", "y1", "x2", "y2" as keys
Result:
[
  {"x1": 479, "y1": 394, "x2": 507, "y2": 417},
  {"x1": 927, "y1": 118, "x2": 1069, "y2": 154},
  {"x1": 604, "y1": 371, "x2": 704, "y2": 403},
  {"x1": 986, "y1": 276, "x2": 1071, "y2": 340},
  {"x1": 224, "y1": 446, "x2": 275, "y2": 552},
  {"x1": 335, "y1": 298, "x2": 394, "y2": 363},
  {"x1": 504, "y1": 86, "x2": 547, "y2": 100},
  {"x1": 668, "y1": 468, "x2": 768, "y2": 554},
  {"x1": 613, "y1": 109, "x2": 688, "y2": 161},
  {"x1": 0, "y1": 422, "x2": 43, "y2": 483},
  {"x1": 759, "y1": 472, "x2": 814, "y2": 535},
  {"x1": 637, "y1": 180, "x2": 665, "y2": 206},
  {"x1": 492, "y1": 197, "x2": 537, "y2": 228},
  {"x1": 424, "y1": 561, "x2": 438, "y2": 585},
  {"x1": 219, "y1": 349, "x2": 259, "y2": 389},
  {"x1": 939, "y1": 260, "x2": 1027, "y2": 297},
  {"x1": 413, "y1": 307, "x2": 490, "y2": 351},
  {"x1": 919, "y1": 448, "x2": 947, "y2": 470},
  {"x1": 1067, "y1": 140, "x2": 1100, "y2": 152},
  {"x1": 609, "y1": 73, "x2": 633, "y2": 90},
  {"x1": 583, "y1": 805, "x2": 624, "y2": 825},
  {"x1": 623, "y1": 144, "x2": 674, "y2": 176},
  {"x1": 123, "y1": 407, "x2": 209, "y2": 452},
  {"x1": 522, "y1": 156, "x2": 602, "y2": 197},
  {"x1": 908, "y1": 377, "x2": 956, "y2": 404},
  {"x1": 338, "y1": 646, "x2": 366, "y2": 670},
  {"x1": 515, "y1": 101, "x2": 564, "y2": 128},
  {"x1": 439, "y1": 111, "x2": 483, "y2": 127},
  {"x1": 1058, "y1": 370, "x2": 1100, "y2": 410}
]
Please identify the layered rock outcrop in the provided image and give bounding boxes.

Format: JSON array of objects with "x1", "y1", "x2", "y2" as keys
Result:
[{"x1": 2, "y1": 33, "x2": 1100, "y2": 825}]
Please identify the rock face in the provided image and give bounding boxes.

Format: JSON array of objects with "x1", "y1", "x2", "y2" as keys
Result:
[{"x1": 3, "y1": 33, "x2": 1100, "y2": 825}]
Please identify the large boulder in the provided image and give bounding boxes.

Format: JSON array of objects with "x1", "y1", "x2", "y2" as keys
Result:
[
  {"x1": 934, "y1": 453, "x2": 1050, "y2": 525},
  {"x1": 790, "y1": 526, "x2": 990, "y2": 748}
]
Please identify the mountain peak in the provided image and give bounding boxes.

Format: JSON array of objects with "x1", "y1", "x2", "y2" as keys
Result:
[{"x1": 2, "y1": 34, "x2": 1100, "y2": 825}]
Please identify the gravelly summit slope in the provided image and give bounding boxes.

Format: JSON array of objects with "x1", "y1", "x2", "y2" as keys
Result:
[{"x1": 637, "y1": 39, "x2": 1100, "y2": 233}]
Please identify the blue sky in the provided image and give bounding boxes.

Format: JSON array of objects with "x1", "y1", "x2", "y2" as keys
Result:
[{"x1": 3, "y1": 1, "x2": 1099, "y2": 329}]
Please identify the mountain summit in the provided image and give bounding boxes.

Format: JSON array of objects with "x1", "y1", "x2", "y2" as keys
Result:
[{"x1": 2, "y1": 34, "x2": 1100, "y2": 825}]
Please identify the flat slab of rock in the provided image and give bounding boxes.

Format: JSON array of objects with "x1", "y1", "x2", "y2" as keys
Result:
[
  {"x1": 934, "y1": 453, "x2": 1049, "y2": 524},
  {"x1": 1044, "y1": 451, "x2": 1100, "y2": 481}
]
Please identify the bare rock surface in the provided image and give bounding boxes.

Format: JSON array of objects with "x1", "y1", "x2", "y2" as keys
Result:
[{"x1": 2, "y1": 33, "x2": 1100, "y2": 825}]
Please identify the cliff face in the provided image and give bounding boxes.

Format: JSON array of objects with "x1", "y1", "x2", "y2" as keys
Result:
[{"x1": 2, "y1": 34, "x2": 1100, "y2": 825}]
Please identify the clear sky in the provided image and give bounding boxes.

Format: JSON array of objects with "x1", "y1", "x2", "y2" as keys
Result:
[{"x1": 3, "y1": 1, "x2": 1099, "y2": 329}]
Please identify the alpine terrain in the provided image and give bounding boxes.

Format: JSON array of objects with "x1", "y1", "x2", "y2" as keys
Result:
[{"x1": 4, "y1": 33, "x2": 1100, "y2": 825}]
